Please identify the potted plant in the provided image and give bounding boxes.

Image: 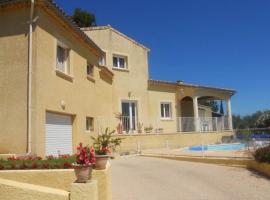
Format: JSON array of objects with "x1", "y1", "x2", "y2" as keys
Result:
[
  {"x1": 72, "y1": 143, "x2": 96, "y2": 183},
  {"x1": 91, "y1": 128, "x2": 122, "y2": 169},
  {"x1": 144, "y1": 125, "x2": 153, "y2": 133},
  {"x1": 115, "y1": 112, "x2": 123, "y2": 134},
  {"x1": 137, "y1": 122, "x2": 143, "y2": 134}
]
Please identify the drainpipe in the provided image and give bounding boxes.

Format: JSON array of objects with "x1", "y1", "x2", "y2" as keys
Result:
[{"x1": 27, "y1": 0, "x2": 35, "y2": 154}]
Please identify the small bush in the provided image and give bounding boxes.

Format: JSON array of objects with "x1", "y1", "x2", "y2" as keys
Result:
[
  {"x1": 0, "y1": 164, "x2": 4, "y2": 170},
  {"x1": 63, "y1": 162, "x2": 72, "y2": 169},
  {"x1": 254, "y1": 145, "x2": 270, "y2": 163},
  {"x1": 31, "y1": 162, "x2": 39, "y2": 169},
  {"x1": 42, "y1": 163, "x2": 49, "y2": 169}
]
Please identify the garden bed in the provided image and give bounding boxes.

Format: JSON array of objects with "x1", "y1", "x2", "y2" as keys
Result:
[{"x1": 0, "y1": 155, "x2": 75, "y2": 170}]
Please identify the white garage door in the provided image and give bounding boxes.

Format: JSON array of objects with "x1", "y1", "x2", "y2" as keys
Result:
[{"x1": 45, "y1": 112, "x2": 73, "y2": 156}]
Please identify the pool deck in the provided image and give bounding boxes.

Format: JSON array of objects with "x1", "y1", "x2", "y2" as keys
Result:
[{"x1": 141, "y1": 147, "x2": 254, "y2": 159}]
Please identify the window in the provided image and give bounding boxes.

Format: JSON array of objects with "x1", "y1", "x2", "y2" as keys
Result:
[
  {"x1": 86, "y1": 117, "x2": 94, "y2": 132},
  {"x1": 56, "y1": 44, "x2": 70, "y2": 74},
  {"x1": 87, "y1": 64, "x2": 94, "y2": 76},
  {"x1": 98, "y1": 55, "x2": 106, "y2": 66},
  {"x1": 160, "y1": 103, "x2": 172, "y2": 119},
  {"x1": 113, "y1": 55, "x2": 127, "y2": 69}
]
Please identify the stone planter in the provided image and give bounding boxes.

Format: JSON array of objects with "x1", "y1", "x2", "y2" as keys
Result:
[
  {"x1": 95, "y1": 155, "x2": 109, "y2": 170},
  {"x1": 72, "y1": 164, "x2": 93, "y2": 183}
]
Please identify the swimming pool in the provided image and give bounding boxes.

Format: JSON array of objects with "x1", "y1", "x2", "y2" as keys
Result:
[{"x1": 188, "y1": 143, "x2": 246, "y2": 151}]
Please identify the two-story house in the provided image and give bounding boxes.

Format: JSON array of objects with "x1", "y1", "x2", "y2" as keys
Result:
[{"x1": 0, "y1": 0, "x2": 235, "y2": 156}]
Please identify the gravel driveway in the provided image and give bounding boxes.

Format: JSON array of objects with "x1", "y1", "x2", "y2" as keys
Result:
[{"x1": 111, "y1": 156, "x2": 270, "y2": 200}]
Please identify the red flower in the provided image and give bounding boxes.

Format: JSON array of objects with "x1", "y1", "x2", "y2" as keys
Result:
[
  {"x1": 63, "y1": 162, "x2": 72, "y2": 169},
  {"x1": 46, "y1": 155, "x2": 54, "y2": 160},
  {"x1": 75, "y1": 143, "x2": 95, "y2": 165},
  {"x1": 101, "y1": 146, "x2": 110, "y2": 154},
  {"x1": 59, "y1": 154, "x2": 70, "y2": 158},
  {"x1": 31, "y1": 162, "x2": 39, "y2": 169},
  {"x1": 42, "y1": 163, "x2": 49, "y2": 169},
  {"x1": 36, "y1": 156, "x2": 42, "y2": 160},
  {"x1": 7, "y1": 156, "x2": 17, "y2": 161}
]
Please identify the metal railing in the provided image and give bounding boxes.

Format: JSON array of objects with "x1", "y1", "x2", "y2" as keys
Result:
[
  {"x1": 97, "y1": 116, "x2": 231, "y2": 134},
  {"x1": 177, "y1": 117, "x2": 230, "y2": 132}
]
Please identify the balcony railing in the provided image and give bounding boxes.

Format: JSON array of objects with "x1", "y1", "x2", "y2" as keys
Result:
[
  {"x1": 97, "y1": 116, "x2": 231, "y2": 135},
  {"x1": 178, "y1": 117, "x2": 230, "y2": 132}
]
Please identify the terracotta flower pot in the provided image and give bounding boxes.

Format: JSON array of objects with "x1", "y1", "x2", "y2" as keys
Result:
[
  {"x1": 72, "y1": 164, "x2": 92, "y2": 183},
  {"x1": 95, "y1": 155, "x2": 109, "y2": 170}
]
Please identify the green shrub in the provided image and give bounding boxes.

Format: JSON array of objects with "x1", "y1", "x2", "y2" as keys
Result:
[{"x1": 254, "y1": 145, "x2": 270, "y2": 163}]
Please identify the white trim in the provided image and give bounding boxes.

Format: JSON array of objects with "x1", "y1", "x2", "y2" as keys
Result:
[
  {"x1": 160, "y1": 101, "x2": 173, "y2": 120},
  {"x1": 56, "y1": 41, "x2": 71, "y2": 76},
  {"x1": 112, "y1": 54, "x2": 128, "y2": 69}
]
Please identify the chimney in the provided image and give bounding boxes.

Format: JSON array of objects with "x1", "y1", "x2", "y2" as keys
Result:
[{"x1": 177, "y1": 80, "x2": 184, "y2": 85}]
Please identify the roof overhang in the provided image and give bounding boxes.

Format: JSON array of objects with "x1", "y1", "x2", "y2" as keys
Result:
[
  {"x1": 0, "y1": 0, "x2": 105, "y2": 58},
  {"x1": 81, "y1": 25, "x2": 151, "y2": 52},
  {"x1": 148, "y1": 79, "x2": 236, "y2": 96}
]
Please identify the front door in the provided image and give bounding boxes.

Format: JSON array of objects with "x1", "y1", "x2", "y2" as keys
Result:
[{"x1": 121, "y1": 101, "x2": 137, "y2": 133}]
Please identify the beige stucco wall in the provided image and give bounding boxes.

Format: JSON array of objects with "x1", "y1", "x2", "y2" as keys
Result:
[
  {"x1": 31, "y1": 8, "x2": 114, "y2": 156},
  {"x1": 114, "y1": 132, "x2": 233, "y2": 153},
  {"x1": 0, "y1": 164, "x2": 112, "y2": 200},
  {"x1": 0, "y1": 178, "x2": 69, "y2": 200},
  {"x1": 147, "y1": 85, "x2": 177, "y2": 133},
  {"x1": 84, "y1": 28, "x2": 150, "y2": 130},
  {"x1": 0, "y1": 8, "x2": 29, "y2": 154}
]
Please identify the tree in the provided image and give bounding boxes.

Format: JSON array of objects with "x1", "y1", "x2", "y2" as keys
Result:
[
  {"x1": 72, "y1": 8, "x2": 96, "y2": 28},
  {"x1": 233, "y1": 110, "x2": 270, "y2": 129},
  {"x1": 219, "y1": 101, "x2": 224, "y2": 115},
  {"x1": 207, "y1": 100, "x2": 219, "y2": 112},
  {"x1": 255, "y1": 111, "x2": 270, "y2": 128}
]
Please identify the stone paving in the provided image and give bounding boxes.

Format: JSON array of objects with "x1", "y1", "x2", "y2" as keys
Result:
[{"x1": 111, "y1": 156, "x2": 270, "y2": 200}]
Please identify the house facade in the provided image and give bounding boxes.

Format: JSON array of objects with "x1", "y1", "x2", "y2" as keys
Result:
[{"x1": 0, "y1": 0, "x2": 235, "y2": 157}]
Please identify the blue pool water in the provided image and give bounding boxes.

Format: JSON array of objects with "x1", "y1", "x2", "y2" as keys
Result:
[{"x1": 188, "y1": 143, "x2": 246, "y2": 151}]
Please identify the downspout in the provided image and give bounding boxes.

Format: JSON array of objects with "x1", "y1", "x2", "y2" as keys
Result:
[{"x1": 27, "y1": 0, "x2": 35, "y2": 154}]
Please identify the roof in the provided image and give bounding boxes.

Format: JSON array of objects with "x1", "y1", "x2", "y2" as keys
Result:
[
  {"x1": 0, "y1": 0, "x2": 104, "y2": 57},
  {"x1": 148, "y1": 79, "x2": 236, "y2": 95},
  {"x1": 81, "y1": 25, "x2": 150, "y2": 52}
]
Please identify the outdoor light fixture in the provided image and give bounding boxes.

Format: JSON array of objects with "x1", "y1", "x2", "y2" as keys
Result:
[{"x1": 60, "y1": 100, "x2": 66, "y2": 109}]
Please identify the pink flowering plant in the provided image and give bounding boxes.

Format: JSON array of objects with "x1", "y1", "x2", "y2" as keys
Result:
[{"x1": 74, "y1": 143, "x2": 96, "y2": 167}]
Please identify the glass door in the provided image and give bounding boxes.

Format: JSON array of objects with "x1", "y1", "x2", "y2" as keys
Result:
[{"x1": 121, "y1": 101, "x2": 137, "y2": 133}]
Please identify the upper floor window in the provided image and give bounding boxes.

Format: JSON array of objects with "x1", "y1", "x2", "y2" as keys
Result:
[
  {"x1": 113, "y1": 55, "x2": 128, "y2": 69},
  {"x1": 87, "y1": 64, "x2": 94, "y2": 77},
  {"x1": 160, "y1": 102, "x2": 172, "y2": 119},
  {"x1": 56, "y1": 44, "x2": 70, "y2": 74},
  {"x1": 99, "y1": 55, "x2": 106, "y2": 66}
]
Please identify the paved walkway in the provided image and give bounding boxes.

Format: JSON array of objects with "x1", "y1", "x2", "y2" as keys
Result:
[{"x1": 111, "y1": 156, "x2": 270, "y2": 200}]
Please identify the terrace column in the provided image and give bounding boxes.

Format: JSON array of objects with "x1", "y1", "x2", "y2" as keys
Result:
[
  {"x1": 193, "y1": 96, "x2": 200, "y2": 132},
  {"x1": 226, "y1": 98, "x2": 233, "y2": 130}
]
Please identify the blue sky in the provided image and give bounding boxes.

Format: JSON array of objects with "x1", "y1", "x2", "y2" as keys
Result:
[{"x1": 55, "y1": 0, "x2": 270, "y2": 116}]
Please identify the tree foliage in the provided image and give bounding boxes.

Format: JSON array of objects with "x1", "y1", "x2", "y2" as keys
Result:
[
  {"x1": 202, "y1": 100, "x2": 219, "y2": 113},
  {"x1": 233, "y1": 110, "x2": 270, "y2": 129},
  {"x1": 72, "y1": 8, "x2": 96, "y2": 28}
]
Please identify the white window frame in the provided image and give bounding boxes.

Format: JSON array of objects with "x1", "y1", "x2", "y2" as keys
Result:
[
  {"x1": 113, "y1": 54, "x2": 128, "y2": 69},
  {"x1": 98, "y1": 55, "x2": 106, "y2": 66},
  {"x1": 56, "y1": 42, "x2": 70, "y2": 75},
  {"x1": 160, "y1": 102, "x2": 172, "y2": 120},
  {"x1": 86, "y1": 117, "x2": 94, "y2": 132}
]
